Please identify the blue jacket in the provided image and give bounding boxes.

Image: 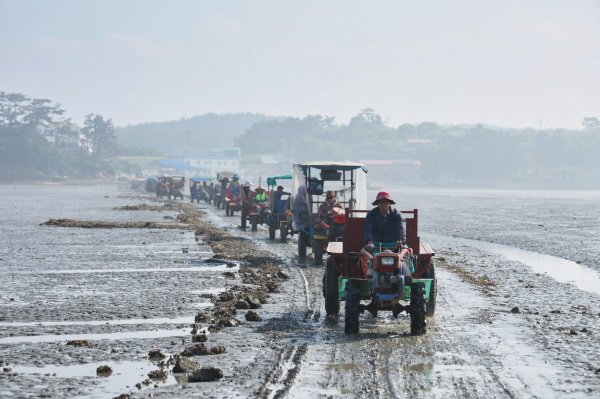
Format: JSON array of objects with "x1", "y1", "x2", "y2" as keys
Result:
[{"x1": 364, "y1": 207, "x2": 406, "y2": 245}]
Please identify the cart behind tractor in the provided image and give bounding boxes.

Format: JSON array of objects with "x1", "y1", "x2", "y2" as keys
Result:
[
  {"x1": 324, "y1": 208, "x2": 436, "y2": 335},
  {"x1": 290, "y1": 162, "x2": 368, "y2": 265},
  {"x1": 266, "y1": 175, "x2": 293, "y2": 241}
]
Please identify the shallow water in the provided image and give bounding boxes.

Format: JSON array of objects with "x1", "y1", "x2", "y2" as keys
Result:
[{"x1": 423, "y1": 233, "x2": 600, "y2": 296}]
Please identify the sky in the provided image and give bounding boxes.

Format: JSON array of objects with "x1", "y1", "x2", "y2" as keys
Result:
[{"x1": 1, "y1": 0, "x2": 599, "y2": 129}]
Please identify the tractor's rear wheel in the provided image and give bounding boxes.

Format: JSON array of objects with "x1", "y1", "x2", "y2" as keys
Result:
[
  {"x1": 324, "y1": 257, "x2": 340, "y2": 316},
  {"x1": 280, "y1": 225, "x2": 287, "y2": 243},
  {"x1": 314, "y1": 239, "x2": 324, "y2": 265},
  {"x1": 298, "y1": 231, "x2": 308, "y2": 258},
  {"x1": 251, "y1": 215, "x2": 258, "y2": 231},
  {"x1": 344, "y1": 280, "x2": 360, "y2": 334},
  {"x1": 425, "y1": 260, "x2": 437, "y2": 318},
  {"x1": 225, "y1": 203, "x2": 230, "y2": 216},
  {"x1": 241, "y1": 209, "x2": 247, "y2": 228},
  {"x1": 410, "y1": 282, "x2": 427, "y2": 335}
]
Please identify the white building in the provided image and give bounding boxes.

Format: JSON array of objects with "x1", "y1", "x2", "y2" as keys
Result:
[
  {"x1": 174, "y1": 155, "x2": 240, "y2": 175},
  {"x1": 36, "y1": 123, "x2": 93, "y2": 153}
]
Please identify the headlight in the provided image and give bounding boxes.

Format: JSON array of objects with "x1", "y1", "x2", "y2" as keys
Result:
[{"x1": 380, "y1": 257, "x2": 395, "y2": 266}]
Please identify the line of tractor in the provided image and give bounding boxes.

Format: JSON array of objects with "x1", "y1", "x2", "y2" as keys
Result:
[{"x1": 142, "y1": 162, "x2": 436, "y2": 335}]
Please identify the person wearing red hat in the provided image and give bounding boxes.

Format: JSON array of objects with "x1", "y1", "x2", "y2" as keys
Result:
[{"x1": 363, "y1": 191, "x2": 406, "y2": 253}]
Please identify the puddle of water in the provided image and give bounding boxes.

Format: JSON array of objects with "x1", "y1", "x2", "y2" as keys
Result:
[
  {"x1": 0, "y1": 328, "x2": 193, "y2": 344},
  {"x1": 0, "y1": 316, "x2": 196, "y2": 327},
  {"x1": 11, "y1": 359, "x2": 182, "y2": 399},
  {"x1": 191, "y1": 288, "x2": 224, "y2": 296},
  {"x1": 423, "y1": 233, "x2": 600, "y2": 296}
]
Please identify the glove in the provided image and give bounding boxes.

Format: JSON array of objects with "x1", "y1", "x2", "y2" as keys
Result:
[{"x1": 364, "y1": 243, "x2": 374, "y2": 253}]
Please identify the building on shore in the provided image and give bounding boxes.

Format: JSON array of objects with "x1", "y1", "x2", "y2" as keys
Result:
[{"x1": 36, "y1": 123, "x2": 93, "y2": 153}]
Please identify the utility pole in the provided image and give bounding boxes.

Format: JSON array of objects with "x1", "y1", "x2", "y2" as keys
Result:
[{"x1": 539, "y1": 119, "x2": 542, "y2": 132}]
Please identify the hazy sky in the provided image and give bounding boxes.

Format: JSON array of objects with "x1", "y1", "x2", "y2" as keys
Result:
[{"x1": 1, "y1": 0, "x2": 599, "y2": 129}]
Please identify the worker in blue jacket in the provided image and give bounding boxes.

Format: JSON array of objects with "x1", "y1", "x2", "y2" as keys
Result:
[{"x1": 363, "y1": 191, "x2": 406, "y2": 253}]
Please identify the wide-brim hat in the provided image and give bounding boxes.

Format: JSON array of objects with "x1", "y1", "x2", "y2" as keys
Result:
[
  {"x1": 372, "y1": 191, "x2": 396, "y2": 206},
  {"x1": 256, "y1": 185, "x2": 265, "y2": 191}
]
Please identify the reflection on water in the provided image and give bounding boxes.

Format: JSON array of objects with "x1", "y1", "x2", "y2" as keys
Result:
[
  {"x1": 0, "y1": 328, "x2": 192, "y2": 344},
  {"x1": 0, "y1": 316, "x2": 196, "y2": 327},
  {"x1": 11, "y1": 359, "x2": 182, "y2": 399}
]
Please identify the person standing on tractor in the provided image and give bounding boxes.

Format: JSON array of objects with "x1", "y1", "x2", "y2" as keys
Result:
[
  {"x1": 314, "y1": 190, "x2": 344, "y2": 228},
  {"x1": 363, "y1": 191, "x2": 406, "y2": 253},
  {"x1": 243, "y1": 180, "x2": 252, "y2": 198},
  {"x1": 252, "y1": 185, "x2": 268, "y2": 206}
]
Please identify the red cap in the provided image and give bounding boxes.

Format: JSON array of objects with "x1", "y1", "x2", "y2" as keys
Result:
[{"x1": 372, "y1": 191, "x2": 396, "y2": 206}]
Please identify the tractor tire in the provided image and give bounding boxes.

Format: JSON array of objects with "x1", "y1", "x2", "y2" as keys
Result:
[
  {"x1": 314, "y1": 239, "x2": 324, "y2": 266},
  {"x1": 225, "y1": 203, "x2": 230, "y2": 216},
  {"x1": 344, "y1": 279, "x2": 360, "y2": 334},
  {"x1": 280, "y1": 225, "x2": 287, "y2": 243},
  {"x1": 269, "y1": 222, "x2": 276, "y2": 240},
  {"x1": 251, "y1": 215, "x2": 258, "y2": 231},
  {"x1": 410, "y1": 282, "x2": 427, "y2": 335},
  {"x1": 425, "y1": 260, "x2": 437, "y2": 318},
  {"x1": 241, "y1": 209, "x2": 247, "y2": 228},
  {"x1": 156, "y1": 192, "x2": 159, "y2": 198},
  {"x1": 324, "y1": 257, "x2": 340, "y2": 316},
  {"x1": 190, "y1": 196, "x2": 193, "y2": 203},
  {"x1": 298, "y1": 231, "x2": 308, "y2": 258},
  {"x1": 168, "y1": 194, "x2": 171, "y2": 200}
]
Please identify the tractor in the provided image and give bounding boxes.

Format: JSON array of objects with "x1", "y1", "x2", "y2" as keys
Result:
[
  {"x1": 266, "y1": 175, "x2": 293, "y2": 241},
  {"x1": 289, "y1": 162, "x2": 368, "y2": 265},
  {"x1": 323, "y1": 208, "x2": 436, "y2": 335}
]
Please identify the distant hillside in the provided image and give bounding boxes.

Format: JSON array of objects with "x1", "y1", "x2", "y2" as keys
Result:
[{"x1": 115, "y1": 113, "x2": 279, "y2": 156}]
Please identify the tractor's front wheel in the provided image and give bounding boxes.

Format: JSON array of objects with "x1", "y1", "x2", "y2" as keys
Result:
[
  {"x1": 314, "y1": 239, "x2": 324, "y2": 265},
  {"x1": 324, "y1": 257, "x2": 339, "y2": 316},
  {"x1": 425, "y1": 260, "x2": 437, "y2": 317},
  {"x1": 280, "y1": 225, "x2": 287, "y2": 243},
  {"x1": 251, "y1": 215, "x2": 258, "y2": 231},
  {"x1": 344, "y1": 280, "x2": 360, "y2": 334},
  {"x1": 410, "y1": 282, "x2": 427, "y2": 335},
  {"x1": 298, "y1": 231, "x2": 308, "y2": 258}
]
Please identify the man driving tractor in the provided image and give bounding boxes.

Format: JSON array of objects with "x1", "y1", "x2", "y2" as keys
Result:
[
  {"x1": 252, "y1": 185, "x2": 268, "y2": 206},
  {"x1": 364, "y1": 191, "x2": 406, "y2": 253}
]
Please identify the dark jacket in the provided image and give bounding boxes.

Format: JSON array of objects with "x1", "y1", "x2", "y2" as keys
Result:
[{"x1": 364, "y1": 207, "x2": 406, "y2": 244}]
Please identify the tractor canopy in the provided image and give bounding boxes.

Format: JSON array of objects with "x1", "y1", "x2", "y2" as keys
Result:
[{"x1": 266, "y1": 175, "x2": 292, "y2": 187}]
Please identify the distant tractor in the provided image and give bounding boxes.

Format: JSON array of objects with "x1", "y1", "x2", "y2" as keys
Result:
[{"x1": 324, "y1": 209, "x2": 436, "y2": 335}]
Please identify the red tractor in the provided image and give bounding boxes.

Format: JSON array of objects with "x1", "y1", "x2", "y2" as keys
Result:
[{"x1": 324, "y1": 209, "x2": 436, "y2": 335}]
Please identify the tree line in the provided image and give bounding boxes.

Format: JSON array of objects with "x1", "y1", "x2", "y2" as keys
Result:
[
  {"x1": 234, "y1": 109, "x2": 600, "y2": 181},
  {"x1": 0, "y1": 92, "x2": 120, "y2": 179}
]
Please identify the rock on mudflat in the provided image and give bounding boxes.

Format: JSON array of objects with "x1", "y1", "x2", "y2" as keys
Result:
[
  {"x1": 511, "y1": 307, "x2": 521, "y2": 313},
  {"x1": 188, "y1": 367, "x2": 223, "y2": 382},
  {"x1": 180, "y1": 343, "x2": 211, "y2": 356},
  {"x1": 245, "y1": 310, "x2": 262, "y2": 322},
  {"x1": 96, "y1": 365, "x2": 113, "y2": 376},
  {"x1": 3, "y1": 368, "x2": 12, "y2": 372},
  {"x1": 66, "y1": 340, "x2": 91, "y2": 347},
  {"x1": 148, "y1": 349, "x2": 167, "y2": 359},
  {"x1": 148, "y1": 369, "x2": 168, "y2": 379},
  {"x1": 172, "y1": 356, "x2": 200, "y2": 373},
  {"x1": 277, "y1": 270, "x2": 290, "y2": 280},
  {"x1": 235, "y1": 300, "x2": 250, "y2": 309},
  {"x1": 192, "y1": 331, "x2": 209, "y2": 342},
  {"x1": 195, "y1": 312, "x2": 211, "y2": 323},
  {"x1": 246, "y1": 296, "x2": 261, "y2": 309},
  {"x1": 112, "y1": 394, "x2": 130, "y2": 399}
]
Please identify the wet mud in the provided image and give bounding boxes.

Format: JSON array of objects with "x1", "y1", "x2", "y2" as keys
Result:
[{"x1": 2, "y1": 184, "x2": 600, "y2": 398}]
